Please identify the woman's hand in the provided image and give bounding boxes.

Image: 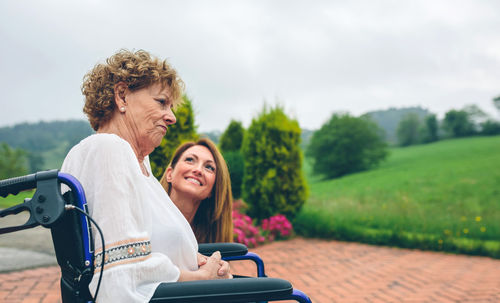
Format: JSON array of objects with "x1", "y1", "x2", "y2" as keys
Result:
[
  {"x1": 178, "y1": 251, "x2": 232, "y2": 281},
  {"x1": 197, "y1": 252, "x2": 208, "y2": 267},
  {"x1": 198, "y1": 251, "x2": 232, "y2": 279},
  {"x1": 217, "y1": 259, "x2": 232, "y2": 279},
  {"x1": 196, "y1": 252, "x2": 231, "y2": 278}
]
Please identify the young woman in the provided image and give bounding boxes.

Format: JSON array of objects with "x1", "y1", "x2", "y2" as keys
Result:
[{"x1": 160, "y1": 138, "x2": 233, "y2": 243}]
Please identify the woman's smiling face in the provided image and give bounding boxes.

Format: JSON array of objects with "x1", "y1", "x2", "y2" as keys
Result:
[{"x1": 166, "y1": 145, "x2": 217, "y2": 202}]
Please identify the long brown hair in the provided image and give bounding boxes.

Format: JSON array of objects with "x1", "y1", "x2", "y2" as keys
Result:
[{"x1": 160, "y1": 138, "x2": 233, "y2": 243}]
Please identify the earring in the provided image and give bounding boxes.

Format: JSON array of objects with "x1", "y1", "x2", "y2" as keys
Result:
[{"x1": 120, "y1": 107, "x2": 126, "y2": 112}]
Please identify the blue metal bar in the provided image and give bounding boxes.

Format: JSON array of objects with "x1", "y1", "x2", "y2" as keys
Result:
[
  {"x1": 57, "y1": 173, "x2": 93, "y2": 268},
  {"x1": 288, "y1": 288, "x2": 312, "y2": 303},
  {"x1": 223, "y1": 252, "x2": 266, "y2": 277}
]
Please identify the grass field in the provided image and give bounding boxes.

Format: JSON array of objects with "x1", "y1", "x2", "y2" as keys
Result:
[
  {"x1": 295, "y1": 135, "x2": 500, "y2": 257},
  {"x1": 0, "y1": 190, "x2": 35, "y2": 208}
]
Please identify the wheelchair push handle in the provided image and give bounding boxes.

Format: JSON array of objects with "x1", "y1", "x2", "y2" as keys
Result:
[
  {"x1": 0, "y1": 170, "x2": 66, "y2": 233},
  {"x1": 0, "y1": 173, "x2": 37, "y2": 198}
]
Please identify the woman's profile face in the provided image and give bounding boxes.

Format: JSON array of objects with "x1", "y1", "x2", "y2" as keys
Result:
[
  {"x1": 168, "y1": 145, "x2": 217, "y2": 202},
  {"x1": 124, "y1": 83, "x2": 176, "y2": 154}
]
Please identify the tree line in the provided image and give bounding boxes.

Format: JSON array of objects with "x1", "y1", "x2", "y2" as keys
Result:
[
  {"x1": 2, "y1": 96, "x2": 499, "y2": 221},
  {"x1": 0, "y1": 120, "x2": 93, "y2": 179},
  {"x1": 395, "y1": 99, "x2": 500, "y2": 147}
]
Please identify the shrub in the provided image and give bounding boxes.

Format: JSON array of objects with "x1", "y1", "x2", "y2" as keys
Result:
[
  {"x1": 481, "y1": 120, "x2": 500, "y2": 135},
  {"x1": 220, "y1": 120, "x2": 245, "y2": 199},
  {"x1": 241, "y1": 105, "x2": 307, "y2": 221},
  {"x1": 220, "y1": 120, "x2": 245, "y2": 152},
  {"x1": 232, "y1": 202, "x2": 293, "y2": 248},
  {"x1": 0, "y1": 143, "x2": 28, "y2": 179},
  {"x1": 306, "y1": 113, "x2": 388, "y2": 179},
  {"x1": 233, "y1": 209, "x2": 266, "y2": 248},
  {"x1": 443, "y1": 109, "x2": 476, "y2": 138},
  {"x1": 222, "y1": 150, "x2": 244, "y2": 199},
  {"x1": 261, "y1": 214, "x2": 293, "y2": 242},
  {"x1": 149, "y1": 95, "x2": 199, "y2": 178},
  {"x1": 421, "y1": 114, "x2": 439, "y2": 143},
  {"x1": 293, "y1": 206, "x2": 500, "y2": 259},
  {"x1": 397, "y1": 113, "x2": 421, "y2": 146}
]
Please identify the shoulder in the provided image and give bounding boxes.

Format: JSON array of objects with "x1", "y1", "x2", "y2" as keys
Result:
[
  {"x1": 63, "y1": 133, "x2": 137, "y2": 171},
  {"x1": 80, "y1": 133, "x2": 131, "y2": 150},
  {"x1": 67, "y1": 133, "x2": 133, "y2": 157}
]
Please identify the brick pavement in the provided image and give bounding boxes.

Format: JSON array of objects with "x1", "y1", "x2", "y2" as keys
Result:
[{"x1": 1, "y1": 238, "x2": 499, "y2": 303}]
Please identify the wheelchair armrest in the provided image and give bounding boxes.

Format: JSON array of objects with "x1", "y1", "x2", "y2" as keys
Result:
[
  {"x1": 198, "y1": 242, "x2": 248, "y2": 258},
  {"x1": 198, "y1": 243, "x2": 267, "y2": 277},
  {"x1": 150, "y1": 277, "x2": 292, "y2": 303}
]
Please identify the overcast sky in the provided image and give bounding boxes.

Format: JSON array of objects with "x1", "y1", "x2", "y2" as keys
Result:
[{"x1": 1, "y1": 0, "x2": 499, "y2": 132}]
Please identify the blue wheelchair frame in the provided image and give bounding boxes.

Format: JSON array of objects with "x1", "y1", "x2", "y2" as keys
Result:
[{"x1": 0, "y1": 170, "x2": 311, "y2": 303}]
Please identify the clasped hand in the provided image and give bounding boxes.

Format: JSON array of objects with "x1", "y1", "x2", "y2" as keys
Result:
[{"x1": 197, "y1": 251, "x2": 232, "y2": 279}]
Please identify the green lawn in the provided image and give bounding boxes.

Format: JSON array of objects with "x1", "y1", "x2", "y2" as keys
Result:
[
  {"x1": 0, "y1": 190, "x2": 35, "y2": 208},
  {"x1": 296, "y1": 136, "x2": 500, "y2": 257}
]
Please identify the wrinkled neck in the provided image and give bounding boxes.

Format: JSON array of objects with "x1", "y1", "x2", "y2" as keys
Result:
[
  {"x1": 98, "y1": 116, "x2": 147, "y2": 163},
  {"x1": 97, "y1": 118, "x2": 150, "y2": 177}
]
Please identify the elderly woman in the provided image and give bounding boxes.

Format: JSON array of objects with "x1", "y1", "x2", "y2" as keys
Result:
[
  {"x1": 160, "y1": 138, "x2": 233, "y2": 244},
  {"x1": 61, "y1": 49, "x2": 230, "y2": 303}
]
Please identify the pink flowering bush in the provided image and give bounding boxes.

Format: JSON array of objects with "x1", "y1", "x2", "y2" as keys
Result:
[
  {"x1": 261, "y1": 214, "x2": 293, "y2": 242},
  {"x1": 233, "y1": 201, "x2": 293, "y2": 248},
  {"x1": 233, "y1": 210, "x2": 266, "y2": 248}
]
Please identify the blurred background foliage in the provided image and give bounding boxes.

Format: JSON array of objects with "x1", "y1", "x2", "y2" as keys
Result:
[{"x1": 1, "y1": 97, "x2": 500, "y2": 257}]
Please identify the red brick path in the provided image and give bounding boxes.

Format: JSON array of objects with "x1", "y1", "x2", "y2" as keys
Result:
[{"x1": 1, "y1": 238, "x2": 499, "y2": 302}]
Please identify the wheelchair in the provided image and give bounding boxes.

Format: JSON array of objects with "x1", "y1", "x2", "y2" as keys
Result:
[{"x1": 0, "y1": 170, "x2": 311, "y2": 303}]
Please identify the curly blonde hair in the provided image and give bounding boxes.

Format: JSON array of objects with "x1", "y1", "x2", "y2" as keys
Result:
[{"x1": 82, "y1": 49, "x2": 185, "y2": 131}]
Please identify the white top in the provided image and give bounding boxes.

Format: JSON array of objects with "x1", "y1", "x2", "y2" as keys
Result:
[{"x1": 61, "y1": 133, "x2": 198, "y2": 303}]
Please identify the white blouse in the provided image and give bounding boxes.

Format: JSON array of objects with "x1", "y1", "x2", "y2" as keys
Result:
[{"x1": 61, "y1": 133, "x2": 198, "y2": 303}]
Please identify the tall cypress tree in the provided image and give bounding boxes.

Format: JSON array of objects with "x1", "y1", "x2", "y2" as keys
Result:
[
  {"x1": 219, "y1": 120, "x2": 245, "y2": 199},
  {"x1": 219, "y1": 120, "x2": 245, "y2": 152},
  {"x1": 242, "y1": 105, "x2": 307, "y2": 220}
]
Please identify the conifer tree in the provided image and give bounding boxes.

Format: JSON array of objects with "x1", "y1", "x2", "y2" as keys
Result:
[
  {"x1": 219, "y1": 120, "x2": 245, "y2": 199},
  {"x1": 219, "y1": 120, "x2": 244, "y2": 152},
  {"x1": 242, "y1": 105, "x2": 307, "y2": 220}
]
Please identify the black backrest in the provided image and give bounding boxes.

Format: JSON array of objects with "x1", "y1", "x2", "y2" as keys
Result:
[{"x1": 51, "y1": 190, "x2": 94, "y2": 303}]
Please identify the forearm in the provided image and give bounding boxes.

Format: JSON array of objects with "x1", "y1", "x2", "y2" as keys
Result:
[{"x1": 178, "y1": 269, "x2": 208, "y2": 282}]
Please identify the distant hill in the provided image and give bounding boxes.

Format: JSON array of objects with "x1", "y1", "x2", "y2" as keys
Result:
[
  {"x1": 200, "y1": 130, "x2": 222, "y2": 145},
  {"x1": 363, "y1": 107, "x2": 432, "y2": 144},
  {"x1": 0, "y1": 120, "x2": 94, "y2": 171}
]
